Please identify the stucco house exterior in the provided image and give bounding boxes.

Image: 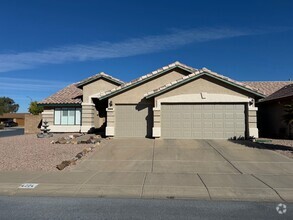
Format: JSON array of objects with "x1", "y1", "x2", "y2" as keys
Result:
[
  {"x1": 38, "y1": 73, "x2": 124, "y2": 133},
  {"x1": 38, "y1": 61, "x2": 291, "y2": 139},
  {"x1": 257, "y1": 84, "x2": 293, "y2": 138}
]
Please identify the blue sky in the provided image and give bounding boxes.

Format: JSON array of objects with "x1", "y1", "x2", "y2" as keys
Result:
[{"x1": 0, "y1": 0, "x2": 292, "y2": 112}]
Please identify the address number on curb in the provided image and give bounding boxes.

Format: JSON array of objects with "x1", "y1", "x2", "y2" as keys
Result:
[{"x1": 18, "y1": 183, "x2": 39, "y2": 189}]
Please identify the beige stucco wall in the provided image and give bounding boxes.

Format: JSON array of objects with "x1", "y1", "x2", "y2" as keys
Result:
[
  {"x1": 83, "y1": 79, "x2": 120, "y2": 103},
  {"x1": 42, "y1": 108, "x2": 54, "y2": 125},
  {"x1": 82, "y1": 78, "x2": 121, "y2": 131},
  {"x1": 110, "y1": 69, "x2": 189, "y2": 104},
  {"x1": 25, "y1": 114, "x2": 42, "y2": 134},
  {"x1": 81, "y1": 103, "x2": 95, "y2": 132},
  {"x1": 154, "y1": 76, "x2": 248, "y2": 102}
]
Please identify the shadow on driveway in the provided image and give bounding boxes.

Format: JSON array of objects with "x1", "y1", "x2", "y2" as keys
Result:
[{"x1": 229, "y1": 140, "x2": 293, "y2": 153}]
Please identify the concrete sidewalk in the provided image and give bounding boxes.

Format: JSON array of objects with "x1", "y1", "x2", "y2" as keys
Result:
[
  {"x1": 0, "y1": 139, "x2": 292, "y2": 202},
  {"x1": 0, "y1": 171, "x2": 292, "y2": 202}
]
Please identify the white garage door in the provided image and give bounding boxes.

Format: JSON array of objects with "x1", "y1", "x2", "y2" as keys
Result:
[
  {"x1": 115, "y1": 104, "x2": 152, "y2": 137},
  {"x1": 161, "y1": 104, "x2": 245, "y2": 139}
]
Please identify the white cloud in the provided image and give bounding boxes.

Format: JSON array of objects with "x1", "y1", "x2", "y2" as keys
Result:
[
  {"x1": 0, "y1": 77, "x2": 68, "y2": 91},
  {"x1": 0, "y1": 27, "x2": 285, "y2": 72}
]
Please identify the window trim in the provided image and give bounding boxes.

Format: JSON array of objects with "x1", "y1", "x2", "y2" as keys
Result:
[{"x1": 54, "y1": 107, "x2": 82, "y2": 125}]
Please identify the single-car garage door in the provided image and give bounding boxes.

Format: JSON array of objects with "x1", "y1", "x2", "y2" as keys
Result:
[
  {"x1": 115, "y1": 104, "x2": 153, "y2": 137},
  {"x1": 161, "y1": 104, "x2": 245, "y2": 139}
]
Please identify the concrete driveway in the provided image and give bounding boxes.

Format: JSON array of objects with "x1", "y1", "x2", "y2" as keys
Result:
[
  {"x1": 2, "y1": 138, "x2": 292, "y2": 201},
  {"x1": 70, "y1": 138, "x2": 293, "y2": 202}
]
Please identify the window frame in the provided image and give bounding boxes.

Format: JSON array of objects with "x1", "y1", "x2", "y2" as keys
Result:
[{"x1": 54, "y1": 107, "x2": 82, "y2": 125}]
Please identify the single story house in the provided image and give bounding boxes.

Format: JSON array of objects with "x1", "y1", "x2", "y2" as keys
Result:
[
  {"x1": 38, "y1": 61, "x2": 292, "y2": 139},
  {"x1": 257, "y1": 84, "x2": 293, "y2": 138}
]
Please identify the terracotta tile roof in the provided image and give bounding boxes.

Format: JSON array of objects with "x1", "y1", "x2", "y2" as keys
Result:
[
  {"x1": 260, "y1": 83, "x2": 293, "y2": 102},
  {"x1": 94, "y1": 61, "x2": 196, "y2": 100},
  {"x1": 144, "y1": 68, "x2": 265, "y2": 98},
  {"x1": 76, "y1": 72, "x2": 124, "y2": 88},
  {"x1": 38, "y1": 83, "x2": 82, "y2": 105},
  {"x1": 242, "y1": 81, "x2": 292, "y2": 96}
]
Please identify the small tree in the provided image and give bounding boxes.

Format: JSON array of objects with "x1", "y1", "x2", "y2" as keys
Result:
[
  {"x1": 283, "y1": 103, "x2": 293, "y2": 139},
  {"x1": 0, "y1": 97, "x2": 19, "y2": 115},
  {"x1": 28, "y1": 101, "x2": 43, "y2": 115}
]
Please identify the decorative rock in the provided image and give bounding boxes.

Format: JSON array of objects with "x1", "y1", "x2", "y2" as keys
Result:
[
  {"x1": 57, "y1": 137, "x2": 67, "y2": 144},
  {"x1": 71, "y1": 139, "x2": 78, "y2": 145},
  {"x1": 86, "y1": 147, "x2": 92, "y2": 152},
  {"x1": 55, "y1": 144, "x2": 99, "y2": 170},
  {"x1": 56, "y1": 160, "x2": 71, "y2": 170},
  {"x1": 69, "y1": 134, "x2": 82, "y2": 139},
  {"x1": 75, "y1": 152, "x2": 83, "y2": 159}
]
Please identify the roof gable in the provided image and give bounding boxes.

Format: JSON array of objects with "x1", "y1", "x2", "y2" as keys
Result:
[
  {"x1": 145, "y1": 68, "x2": 266, "y2": 99},
  {"x1": 76, "y1": 72, "x2": 124, "y2": 88},
  {"x1": 95, "y1": 61, "x2": 196, "y2": 100}
]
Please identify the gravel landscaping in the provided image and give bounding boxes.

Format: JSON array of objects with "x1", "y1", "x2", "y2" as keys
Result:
[
  {"x1": 232, "y1": 138, "x2": 293, "y2": 159},
  {"x1": 259, "y1": 138, "x2": 293, "y2": 159},
  {"x1": 1, "y1": 134, "x2": 291, "y2": 172},
  {"x1": 0, "y1": 134, "x2": 98, "y2": 172}
]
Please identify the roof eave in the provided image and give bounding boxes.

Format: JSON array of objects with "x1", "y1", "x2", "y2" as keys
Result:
[
  {"x1": 37, "y1": 103, "x2": 82, "y2": 107},
  {"x1": 258, "y1": 95, "x2": 293, "y2": 104}
]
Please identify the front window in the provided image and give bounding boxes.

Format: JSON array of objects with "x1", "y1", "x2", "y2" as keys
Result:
[{"x1": 54, "y1": 108, "x2": 81, "y2": 125}]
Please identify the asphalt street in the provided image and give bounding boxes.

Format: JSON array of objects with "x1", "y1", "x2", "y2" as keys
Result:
[
  {"x1": 0, "y1": 127, "x2": 24, "y2": 138},
  {"x1": 0, "y1": 196, "x2": 291, "y2": 220}
]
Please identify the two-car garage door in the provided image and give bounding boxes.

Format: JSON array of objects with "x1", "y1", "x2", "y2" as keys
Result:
[{"x1": 161, "y1": 104, "x2": 245, "y2": 139}]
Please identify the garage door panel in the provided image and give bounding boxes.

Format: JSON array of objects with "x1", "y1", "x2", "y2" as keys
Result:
[
  {"x1": 193, "y1": 105, "x2": 202, "y2": 110},
  {"x1": 203, "y1": 132, "x2": 213, "y2": 139},
  {"x1": 214, "y1": 121, "x2": 224, "y2": 128},
  {"x1": 193, "y1": 133, "x2": 203, "y2": 139},
  {"x1": 234, "y1": 105, "x2": 245, "y2": 110},
  {"x1": 183, "y1": 113, "x2": 192, "y2": 120},
  {"x1": 203, "y1": 105, "x2": 213, "y2": 110},
  {"x1": 192, "y1": 122, "x2": 202, "y2": 129},
  {"x1": 224, "y1": 132, "x2": 235, "y2": 138},
  {"x1": 203, "y1": 122, "x2": 213, "y2": 128},
  {"x1": 214, "y1": 105, "x2": 224, "y2": 110},
  {"x1": 225, "y1": 113, "x2": 234, "y2": 119},
  {"x1": 225, "y1": 105, "x2": 234, "y2": 110},
  {"x1": 116, "y1": 104, "x2": 152, "y2": 137},
  {"x1": 162, "y1": 104, "x2": 245, "y2": 139},
  {"x1": 235, "y1": 113, "x2": 245, "y2": 119},
  {"x1": 214, "y1": 113, "x2": 224, "y2": 119},
  {"x1": 213, "y1": 132, "x2": 224, "y2": 139},
  {"x1": 203, "y1": 113, "x2": 213, "y2": 119},
  {"x1": 183, "y1": 122, "x2": 192, "y2": 129},
  {"x1": 193, "y1": 113, "x2": 202, "y2": 119}
]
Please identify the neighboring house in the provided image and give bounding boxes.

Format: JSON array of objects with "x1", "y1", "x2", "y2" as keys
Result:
[
  {"x1": 257, "y1": 84, "x2": 293, "y2": 138},
  {"x1": 38, "y1": 61, "x2": 290, "y2": 139},
  {"x1": 0, "y1": 113, "x2": 28, "y2": 126}
]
